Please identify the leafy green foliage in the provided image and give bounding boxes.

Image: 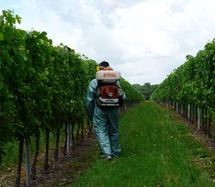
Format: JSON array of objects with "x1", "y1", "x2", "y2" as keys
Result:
[
  {"x1": 120, "y1": 78, "x2": 144, "y2": 102},
  {"x1": 0, "y1": 10, "x2": 97, "y2": 162},
  {"x1": 152, "y1": 39, "x2": 215, "y2": 112},
  {"x1": 0, "y1": 10, "x2": 139, "y2": 165}
]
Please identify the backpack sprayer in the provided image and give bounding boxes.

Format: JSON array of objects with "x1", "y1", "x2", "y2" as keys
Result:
[{"x1": 96, "y1": 70, "x2": 123, "y2": 107}]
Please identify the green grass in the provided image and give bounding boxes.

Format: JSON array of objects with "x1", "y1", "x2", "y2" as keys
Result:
[{"x1": 72, "y1": 102, "x2": 214, "y2": 187}]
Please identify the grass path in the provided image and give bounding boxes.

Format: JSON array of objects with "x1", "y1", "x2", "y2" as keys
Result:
[{"x1": 72, "y1": 102, "x2": 214, "y2": 187}]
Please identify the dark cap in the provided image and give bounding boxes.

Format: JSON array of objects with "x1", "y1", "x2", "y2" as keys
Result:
[{"x1": 99, "y1": 61, "x2": 109, "y2": 69}]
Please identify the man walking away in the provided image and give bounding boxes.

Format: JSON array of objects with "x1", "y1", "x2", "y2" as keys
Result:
[{"x1": 86, "y1": 61, "x2": 125, "y2": 160}]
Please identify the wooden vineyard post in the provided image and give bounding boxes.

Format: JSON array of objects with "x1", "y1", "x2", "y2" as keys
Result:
[
  {"x1": 15, "y1": 138, "x2": 24, "y2": 187},
  {"x1": 198, "y1": 108, "x2": 201, "y2": 131},
  {"x1": 176, "y1": 102, "x2": 179, "y2": 114},
  {"x1": 188, "y1": 104, "x2": 190, "y2": 122},
  {"x1": 67, "y1": 124, "x2": 71, "y2": 153},
  {"x1": 24, "y1": 139, "x2": 31, "y2": 187}
]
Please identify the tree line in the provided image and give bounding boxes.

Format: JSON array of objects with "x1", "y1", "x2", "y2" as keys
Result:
[{"x1": 133, "y1": 83, "x2": 158, "y2": 100}]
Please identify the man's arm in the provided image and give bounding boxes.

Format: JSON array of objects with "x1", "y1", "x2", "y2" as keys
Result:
[
  {"x1": 117, "y1": 81, "x2": 126, "y2": 99},
  {"x1": 86, "y1": 79, "x2": 97, "y2": 122}
]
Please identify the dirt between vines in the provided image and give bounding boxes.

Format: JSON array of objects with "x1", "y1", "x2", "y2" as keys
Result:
[{"x1": 0, "y1": 135, "x2": 99, "y2": 187}]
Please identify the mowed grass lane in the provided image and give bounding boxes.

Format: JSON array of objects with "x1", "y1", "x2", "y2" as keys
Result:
[{"x1": 73, "y1": 102, "x2": 213, "y2": 187}]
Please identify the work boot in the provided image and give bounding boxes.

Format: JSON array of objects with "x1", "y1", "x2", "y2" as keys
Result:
[{"x1": 102, "y1": 155, "x2": 112, "y2": 161}]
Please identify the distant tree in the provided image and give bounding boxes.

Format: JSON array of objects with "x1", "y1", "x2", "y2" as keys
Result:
[{"x1": 133, "y1": 83, "x2": 158, "y2": 100}]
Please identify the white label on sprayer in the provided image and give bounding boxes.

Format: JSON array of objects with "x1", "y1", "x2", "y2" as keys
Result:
[{"x1": 96, "y1": 70, "x2": 121, "y2": 81}]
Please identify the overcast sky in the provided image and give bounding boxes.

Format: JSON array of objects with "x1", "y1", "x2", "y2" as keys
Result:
[{"x1": 1, "y1": 0, "x2": 215, "y2": 84}]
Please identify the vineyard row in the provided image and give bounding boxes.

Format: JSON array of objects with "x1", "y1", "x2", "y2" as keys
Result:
[{"x1": 0, "y1": 10, "x2": 143, "y2": 186}]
